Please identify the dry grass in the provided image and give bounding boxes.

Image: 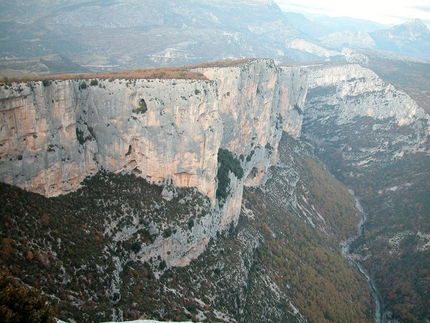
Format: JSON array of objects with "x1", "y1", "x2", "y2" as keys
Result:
[
  {"x1": 0, "y1": 59, "x2": 258, "y2": 84},
  {"x1": 186, "y1": 58, "x2": 257, "y2": 69}
]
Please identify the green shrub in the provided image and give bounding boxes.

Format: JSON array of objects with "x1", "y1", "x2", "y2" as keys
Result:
[
  {"x1": 76, "y1": 126, "x2": 95, "y2": 145},
  {"x1": 131, "y1": 242, "x2": 141, "y2": 253},
  {"x1": 76, "y1": 128, "x2": 85, "y2": 145},
  {"x1": 293, "y1": 103, "x2": 303, "y2": 115},
  {"x1": 132, "y1": 99, "x2": 148, "y2": 114},
  {"x1": 90, "y1": 79, "x2": 98, "y2": 86},
  {"x1": 216, "y1": 148, "x2": 244, "y2": 201}
]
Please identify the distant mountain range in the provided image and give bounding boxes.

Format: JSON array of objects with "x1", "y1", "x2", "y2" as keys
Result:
[
  {"x1": 0, "y1": 0, "x2": 429, "y2": 76},
  {"x1": 284, "y1": 11, "x2": 430, "y2": 60},
  {"x1": 283, "y1": 12, "x2": 388, "y2": 36},
  {"x1": 369, "y1": 19, "x2": 430, "y2": 60}
]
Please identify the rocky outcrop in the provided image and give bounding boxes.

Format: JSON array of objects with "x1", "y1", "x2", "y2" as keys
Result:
[{"x1": 302, "y1": 63, "x2": 430, "y2": 169}]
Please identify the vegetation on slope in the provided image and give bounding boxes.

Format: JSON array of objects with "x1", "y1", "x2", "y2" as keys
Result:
[
  {"x1": 347, "y1": 150, "x2": 430, "y2": 322},
  {"x1": 0, "y1": 268, "x2": 57, "y2": 323},
  {"x1": 272, "y1": 134, "x2": 361, "y2": 242},
  {"x1": 252, "y1": 133, "x2": 374, "y2": 322},
  {"x1": 0, "y1": 172, "x2": 211, "y2": 322},
  {"x1": 0, "y1": 133, "x2": 374, "y2": 323},
  {"x1": 243, "y1": 187, "x2": 374, "y2": 323},
  {"x1": 308, "y1": 112, "x2": 430, "y2": 321},
  {"x1": 216, "y1": 148, "x2": 244, "y2": 201}
]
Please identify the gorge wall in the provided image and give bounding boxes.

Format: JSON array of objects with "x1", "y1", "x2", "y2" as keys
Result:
[
  {"x1": 1, "y1": 59, "x2": 428, "y2": 268},
  {"x1": 0, "y1": 59, "x2": 308, "y2": 267},
  {"x1": 302, "y1": 63, "x2": 429, "y2": 170},
  {"x1": 0, "y1": 60, "x2": 307, "y2": 200}
]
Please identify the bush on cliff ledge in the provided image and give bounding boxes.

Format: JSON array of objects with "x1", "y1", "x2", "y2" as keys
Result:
[{"x1": 216, "y1": 148, "x2": 244, "y2": 201}]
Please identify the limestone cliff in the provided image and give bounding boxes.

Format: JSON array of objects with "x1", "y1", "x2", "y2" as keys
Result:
[
  {"x1": 198, "y1": 60, "x2": 307, "y2": 226},
  {"x1": 0, "y1": 59, "x2": 308, "y2": 266},
  {"x1": 305, "y1": 63, "x2": 427, "y2": 126},
  {"x1": 0, "y1": 60, "x2": 308, "y2": 201},
  {"x1": 0, "y1": 78, "x2": 222, "y2": 201},
  {"x1": 1, "y1": 59, "x2": 428, "y2": 268},
  {"x1": 302, "y1": 63, "x2": 429, "y2": 169}
]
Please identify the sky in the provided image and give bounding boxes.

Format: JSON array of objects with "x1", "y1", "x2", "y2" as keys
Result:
[{"x1": 275, "y1": 0, "x2": 430, "y2": 27}]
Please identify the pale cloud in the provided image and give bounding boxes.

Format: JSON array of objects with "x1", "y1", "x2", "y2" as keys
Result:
[{"x1": 275, "y1": 0, "x2": 430, "y2": 26}]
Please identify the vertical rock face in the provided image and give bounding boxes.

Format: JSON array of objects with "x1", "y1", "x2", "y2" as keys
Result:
[
  {"x1": 1, "y1": 60, "x2": 427, "y2": 267},
  {"x1": 0, "y1": 60, "x2": 308, "y2": 266},
  {"x1": 200, "y1": 60, "x2": 307, "y2": 185},
  {"x1": 0, "y1": 81, "x2": 90, "y2": 196},
  {"x1": 83, "y1": 78, "x2": 223, "y2": 205},
  {"x1": 199, "y1": 60, "x2": 307, "y2": 229},
  {"x1": 0, "y1": 60, "x2": 307, "y2": 204},
  {"x1": 0, "y1": 78, "x2": 223, "y2": 202}
]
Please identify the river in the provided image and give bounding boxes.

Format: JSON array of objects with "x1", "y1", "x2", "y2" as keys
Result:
[{"x1": 342, "y1": 190, "x2": 383, "y2": 323}]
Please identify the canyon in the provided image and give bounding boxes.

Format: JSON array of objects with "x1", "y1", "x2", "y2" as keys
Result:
[
  {"x1": 1, "y1": 59, "x2": 429, "y2": 322},
  {"x1": 1, "y1": 59, "x2": 427, "y2": 229}
]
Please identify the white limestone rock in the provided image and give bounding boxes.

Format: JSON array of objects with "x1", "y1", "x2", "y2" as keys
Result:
[
  {"x1": 2, "y1": 59, "x2": 427, "y2": 268},
  {"x1": 0, "y1": 59, "x2": 308, "y2": 267}
]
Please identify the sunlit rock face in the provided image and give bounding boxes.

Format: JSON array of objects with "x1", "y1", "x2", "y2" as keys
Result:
[
  {"x1": 199, "y1": 59, "x2": 307, "y2": 186},
  {"x1": 0, "y1": 78, "x2": 222, "y2": 200},
  {"x1": 0, "y1": 80, "x2": 90, "y2": 196},
  {"x1": 0, "y1": 59, "x2": 308, "y2": 266},
  {"x1": 1, "y1": 59, "x2": 428, "y2": 267},
  {"x1": 0, "y1": 59, "x2": 307, "y2": 202}
]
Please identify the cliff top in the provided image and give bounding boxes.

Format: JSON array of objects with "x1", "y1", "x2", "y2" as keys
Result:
[{"x1": 0, "y1": 59, "x2": 259, "y2": 84}]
